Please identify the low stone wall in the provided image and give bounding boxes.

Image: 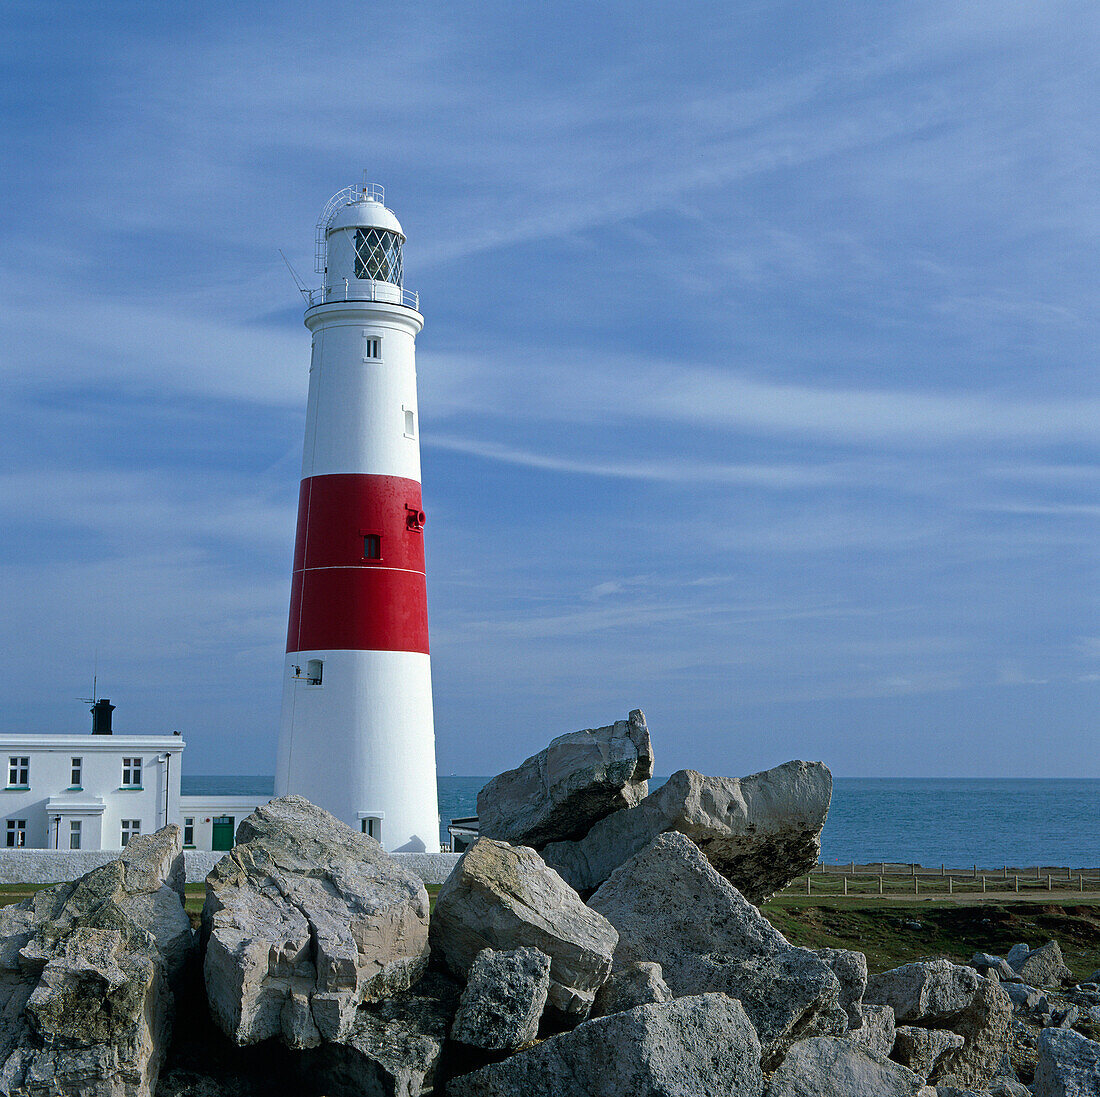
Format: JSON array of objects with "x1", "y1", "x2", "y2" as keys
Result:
[{"x1": 0, "y1": 848, "x2": 462, "y2": 886}]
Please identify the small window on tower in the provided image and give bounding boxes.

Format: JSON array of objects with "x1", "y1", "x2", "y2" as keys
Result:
[
  {"x1": 361, "y1": 816, "x2": 382, "y2": 841},
  {"x1": 363, "y1": 336, "x2": 382, "y2": 361},
  {"x1": 363, "y1": 534, "x2": 381, "y2": 560},
  {"x1": 404, "y1": 408, "x2": 415, "y2": 438},
  {"x1": 306, "y1": 659, "x2": 323, "y2": 686}
]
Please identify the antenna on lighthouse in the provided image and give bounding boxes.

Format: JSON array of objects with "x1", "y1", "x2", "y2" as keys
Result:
[{"x1": 279, "y1": 250, "x2": 312, "y2": 304}]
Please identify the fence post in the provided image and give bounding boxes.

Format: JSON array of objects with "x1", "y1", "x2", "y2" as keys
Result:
[
  {"x1": 915, "y1": 877, "x2": 919, "y2": 896},
  {"x1": 948, "y1": 876, "x2": 953, "y2": 895},
  {"x1": 941, "y1": 863, "x2": 945, "y2": 876},
  {"x1": 1047, "y1": 875, "x2": 1052, "y2": 891},
  {"x1": 1014, "y1": 875, "x2": 1019, "y2": 893},
  {"x1": 879, "y1": 875, "x2": 884, "y2": 895},
  {"x1": 982, "y1": 876, "x2": 987, "y2": 893},
  {"x1": 843, "y1": 877, "x2": 848, "y2": 896},
  {"x1": 806, "y1": 875, "x2": 811, "y2": 896}
]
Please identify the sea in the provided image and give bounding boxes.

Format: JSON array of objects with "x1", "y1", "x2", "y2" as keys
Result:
[{"x1": 181, "y1": 776, "x2": 1100, "y2": 869}]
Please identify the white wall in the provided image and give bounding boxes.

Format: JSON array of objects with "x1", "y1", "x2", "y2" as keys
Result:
[
  {"x1": 0, "y1": 736, "x2": 184, "y2": 850},
  {"x1": 176, "y1": 796, "x2": 269, "y2": 851}
]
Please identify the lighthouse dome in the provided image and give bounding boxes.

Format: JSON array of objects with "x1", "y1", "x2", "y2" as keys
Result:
[
  {"x1": 313, "y1": 183, "x2": 413, "y2": 306},
  {"x1": 327, "y1": 191, "x2": 404, "y2": 238}
]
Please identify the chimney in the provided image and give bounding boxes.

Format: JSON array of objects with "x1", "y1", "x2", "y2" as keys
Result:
[{"x1": 91, "y1": 698, "x2": 115, "y2": 735}]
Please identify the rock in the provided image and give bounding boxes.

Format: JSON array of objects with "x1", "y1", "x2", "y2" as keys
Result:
[
  {"x1": 588, "y1": 831, "x2": 845, "y2": 1067},
  {"x1": 865, "y1": 960, "x2": 979, "y2": 1023},
  {"x1": 972, "y1": 953, "x2": 1019, "y2": 982},
  {"x1": 1006, "y1": 943, "x2": 1032, "y2": 971},
  {"x1": 1054, "y1": 1006, "x2": 1081, "y2": 1029},
  {"x1": 592, "y1": 961, "x2": 672, "y2": 1017},
  {"x1": 986, "y1": 1082, "x2": 1032, "y2": 1097},
  {"x1": 766, "y1": 1036, "x2": 930, "y2": 1096},
  {"x1": 934, "y1": 1088, "x2": 983, "y2": 1097},
  {"x1": 541, "y1": 761, "x2": 832, "y2": 901},
  {"x1": 476, "y1": 710, "x2": 653, "y2": 847},
  {"x1": 429, "y1": 838, "x2": 617, "y2": 1016},
  {"x1": 448, "y1": 993, "x2": 764, "y2": 1097},
  {"x1": 1033, "y1": 1027, "x2": 1100, "y2": 1095},
  {"x1": 893, "y1": 1026, "x2": 966, "y2": 1082},
  {"x1": 305, "y1": 971, "x2": 460, "y2": 1097},
  {"x1": 818, "y1": 948, "x2": 868, "y2": 1027},
  {"x1": 1003, "y1": 981, "x2": 1042, "y2": 1009},
  {"x1": 932, "y1": 976, "x2": 1013, "y2": 1090},
  {"x1": 1084, "y1": 971, "x2": 1100, "y2": 986},
  {"x1": 451, "y1": 947, "x2": 550, "y2": 1050},
  {"x1": 1019, "y1": 941, "x2": 1075, "y2": 989},
  {"x1": 202, "y1": 795, "x2": 430, "y2": 1047},
  {"x1": 846, "y1": 1004, "x2": 897, "y2": 1057},
  {"x1": 0, "y1": 824, "x2": 191, "y2": 1097}
]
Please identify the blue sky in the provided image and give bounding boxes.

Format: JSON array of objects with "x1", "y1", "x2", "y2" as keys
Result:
[{"x1": 1, "y1": 1, "x2": 1097, "y2": 778}]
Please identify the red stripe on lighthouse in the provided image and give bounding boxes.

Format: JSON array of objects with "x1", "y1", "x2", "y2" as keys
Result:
[{"x1": 287, "y1": 474, "x2": 429, "y2": 654}]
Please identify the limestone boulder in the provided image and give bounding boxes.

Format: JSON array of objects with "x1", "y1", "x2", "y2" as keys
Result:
[
  {"x1": 766, "y1": 1036, "x2": 931, "y2": 1097},
  {"x1": 451, "y1": 947, "x2": 550, "y2": 1050},
  {"x1": 202, "y1": 795, "x2": 430, "y2": 1047},
  {"x1": 541, "y1": 761, "x2": 831, "y2": 901},
  {"x1": 931, "y1": 976, "x2": 1013, "y2": 1090},
  {"x1": 1033, "y1": 1027, "x2": 1100, "y2": 1096},
  {"x1": 893, "y1": 1026, "x2": 966, "y2": 1082},
  {"x1": 846, "y1": 1004, "x2": 897, "y2": 1058},
  {"x1": 448, "y1": 993, "x2": 764, "y2": 1097},
  {"x1": 1018, "y1": 941, "x2": 1075, "y2": 989},
  {"x1": 1006, "y1": 944, "x2": 1032, "y2": 971},
  {"x1": 0, "y1": 825, "x2": 191, "y2": 1097},
  {"x1": 865, "y1": 961, "x2": 979, "y2": 1024},
  {"x1": 592, "y1": 962, "x2": 672, "y2": 1017},
  {"x1": 817, "y1": 947, "x2": 868, "y2": 1028},
  {"x1": 305, "y1": 971, "x2": 461, "y2": 1097},
  {"x1": 588, "y1": 831, "x2": 845, "y2": 1067},
  {"x1": 477, "y1": 710, "x2": 654, "y2": 846},
  {"x1": 429, "y1": 838, "x2": 617, "y2": 1016}
]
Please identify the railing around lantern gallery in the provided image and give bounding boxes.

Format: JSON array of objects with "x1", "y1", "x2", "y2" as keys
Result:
[{"x1": 306, "y1": 281, "x2": 420, "y2": 310}]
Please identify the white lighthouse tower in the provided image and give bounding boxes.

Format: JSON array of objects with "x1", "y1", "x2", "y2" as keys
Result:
[{"x1": 274, "y1": 182, "x2": 439, "y2": 852}]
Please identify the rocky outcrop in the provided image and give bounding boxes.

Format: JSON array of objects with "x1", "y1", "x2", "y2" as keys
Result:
[
  {"x1": 847, "y1": 1004, "x2": 897, "y2": 1057},
  {"x1": 202, "y1": 795, "x2": 430, "y2": 1048},
  {"x1": 476, "y1": 711, "x2": 653, "y2": 847},
  {"x1": 1032, "y1": 1027, "x2": 1100, "y2": 1095},
  {"x1": 892, "y1": 1026, "x2": 966, "y2": 1081},
  {"x1": 448, "y1": 994, "x2": 764, "y2": 1097},
  {"x1": 429, "y1": 838, "x2": 617, "y2": 1016},
  {"x1": 587, "y1": 831, "x2": 845, "y2": 1066},
  {"x1": 540, "y1": 761, "x2": 831, "y2": 901},
  {"x1": 865, "y1": 961, "x2": 980, "y2": 1024},
  {"x1": 818, "y1": 947, "x2": 867, "y2": 1028},
  {"x1": 1017, "y1": 941, "x2": 1075, "y2": 989},
  {"x1": 305, "y1": 971, "x2": 461, "y2": 1097},
  {"x1": 0, "y1": 825, "x2": 191, "y2": 1097},
  {"x1": 592, "y1": 961, "x2": 672, "y2": 1017},
  {"x1": 931, "y1": 976, "x2": 1012, "y2": 1089},
  {"x1": 451, "y1": 947, "x2": 550, "y2": 1050},
  {"x1": 765, "y1": 1036, "x2": 932, "y2": 1096}
]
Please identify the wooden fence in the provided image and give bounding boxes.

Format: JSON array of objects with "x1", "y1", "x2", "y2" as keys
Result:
[{"x1": 780, "y1": 861, "x2": 1100, "y2": 898}]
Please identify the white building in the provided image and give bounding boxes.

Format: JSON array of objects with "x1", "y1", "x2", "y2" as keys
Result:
[
  {"x1": 0, "y1": 701, "x2": 268, "y2": 852},
  {"x1": 0, "y1": 730, "x2": 184, "y2": 851}
]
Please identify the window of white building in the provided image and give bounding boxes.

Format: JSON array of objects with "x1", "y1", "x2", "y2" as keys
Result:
[
  {"x1": 360, "y1": 816, "x2": 382, "y2": 841},
  {"x1": 70, "y1": 758, "x2": 82, "y2": 788},
  {"x1": 7, "y1": 757, "x2": 28, "y2": 788},
  {"x1": 121, "y1": 820, "x2": 141, "y2": 846},
  {"x1": 183, "y1": 817, "x2": 194, "y2": 847},
  {"x1": 5, "y1": 820, "x2": 26, "y2": 847},
  {"x1": 121, "y1": 758, "x2": 142, "y2": 788},
  {"x1": 404, "y1": 407, "x2": 416, "y2": 438},
  {"x1": 69, "y1": 821, "x2": 81, "y2": 850},
  {"x1": 362, "y1": 336, "x2": 382, "y2": 361}
]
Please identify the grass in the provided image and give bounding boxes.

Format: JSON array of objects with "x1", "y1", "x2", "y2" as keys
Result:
[{"x1": 762, "y1": 896, "x2": 1100, "y2": 977}]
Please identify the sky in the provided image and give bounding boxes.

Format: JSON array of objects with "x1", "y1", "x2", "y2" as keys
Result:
[{"x1": 0, "y1": 1, "x2": 1097, "y2": 778}]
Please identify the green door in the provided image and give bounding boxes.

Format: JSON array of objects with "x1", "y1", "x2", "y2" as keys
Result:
[{"x1": 211, "y1": 816, "x2": 234, "y2": 851}]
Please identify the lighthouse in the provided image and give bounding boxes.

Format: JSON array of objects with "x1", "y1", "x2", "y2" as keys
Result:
[{"x1": 274, "y1": 182, "x2": 439, "y2": 852}]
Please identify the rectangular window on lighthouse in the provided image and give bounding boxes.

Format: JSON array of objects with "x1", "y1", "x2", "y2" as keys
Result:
[
  {"x1": 363, "y1": 534, "x2": 382, "y2": 560},
  {"x1": 362, "y1": 336, "x2": 382, "y2": 361}
]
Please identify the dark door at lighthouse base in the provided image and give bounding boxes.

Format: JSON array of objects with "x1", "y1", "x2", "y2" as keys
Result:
[{"x1": 212, "y1": 816, "x2": 235, "y2": 851}]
